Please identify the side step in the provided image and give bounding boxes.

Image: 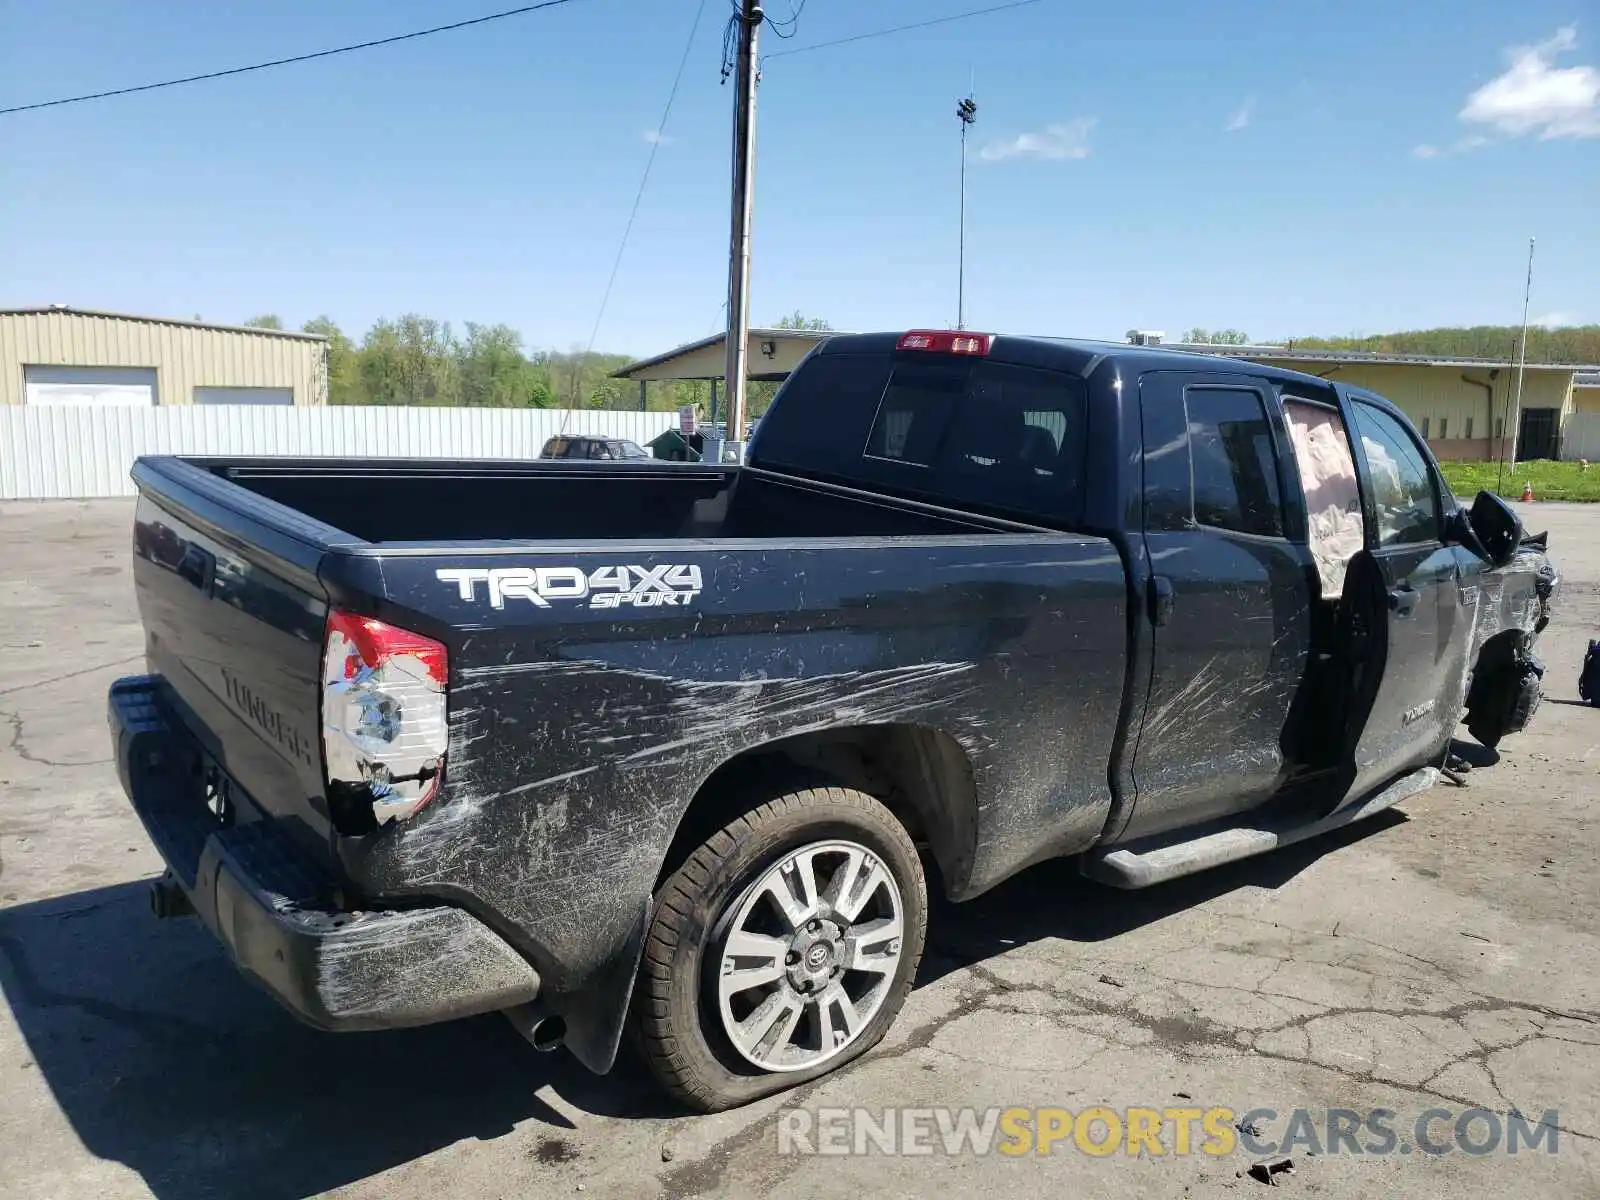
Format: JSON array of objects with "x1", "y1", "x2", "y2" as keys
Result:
[{"x1": 1082, "y1": 767, "x2": 1438, "y2": 889}]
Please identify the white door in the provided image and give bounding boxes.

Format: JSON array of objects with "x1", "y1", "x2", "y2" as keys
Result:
[
  {"x1": 24, "y1": 365, "x2": 157, "y2": 406},
  {"x1": 193, "y1": 386, "x2": 294, "y2": 405}
]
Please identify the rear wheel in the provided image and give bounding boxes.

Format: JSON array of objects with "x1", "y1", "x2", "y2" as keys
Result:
[{"x1": 634, "y1": 785, "x2": 926, "y2": 1112}]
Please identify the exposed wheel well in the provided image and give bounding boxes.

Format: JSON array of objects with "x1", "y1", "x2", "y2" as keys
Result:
[{"x1": 654, "y1": 724, "x2": 979, "y2": 900}]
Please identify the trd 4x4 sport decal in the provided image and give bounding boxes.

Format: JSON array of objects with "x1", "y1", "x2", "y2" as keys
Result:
[{"x1": 436, "y1": 564, "x2": 704, "y2": 610}]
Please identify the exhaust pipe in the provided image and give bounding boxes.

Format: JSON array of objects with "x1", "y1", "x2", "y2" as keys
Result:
[
  {"x1": 526, "y1": 1016, "x2": 567, "y2": 1053},
  {"x1": 149, "y1": 873, "x2": 193, "y2": 920},
  {"x1": 502, "y1": 1002, "x2": 566, "y2": 1052}
]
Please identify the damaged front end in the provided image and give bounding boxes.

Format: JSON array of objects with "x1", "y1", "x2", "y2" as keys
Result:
[
  {"x1": 321, "y1": 611, "x2": 449, "y2": 833},
  {"x1": 1462, "y1": 530, "x2": 1561, "y2": 750}
]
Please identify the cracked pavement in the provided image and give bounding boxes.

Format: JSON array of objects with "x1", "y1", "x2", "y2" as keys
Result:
[{"x1": 0, "y1": 499, "x2": 1596, "y2": 1199}]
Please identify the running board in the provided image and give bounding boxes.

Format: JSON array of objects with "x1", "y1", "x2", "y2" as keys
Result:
[{"x1": 1082, "y1": 767, "x2": 1439, "y2": 889}]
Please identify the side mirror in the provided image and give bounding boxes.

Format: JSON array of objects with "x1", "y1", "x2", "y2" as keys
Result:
[
  {"x1": 1467, "y1": 490, "x2": 1523, "y2": 567},
  {"x1": 1444, "y1": 506, "x2": 1486, "y2": 559}
]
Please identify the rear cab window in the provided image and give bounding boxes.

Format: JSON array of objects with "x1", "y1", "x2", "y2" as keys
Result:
[{"x1": 754, "y1": 350, "x2": 1089, "y2": 525}]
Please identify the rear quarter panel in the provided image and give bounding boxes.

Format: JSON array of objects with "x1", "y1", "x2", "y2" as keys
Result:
[{"x1": 334, "y1": 535, "x2": 1129, "y2": 993}]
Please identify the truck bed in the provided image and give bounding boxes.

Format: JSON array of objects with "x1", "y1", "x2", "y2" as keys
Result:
[
  {"x1": 130, "y1": 450, "x2": 1130, "y2": 888},
  {"x1": 191, "y1": 456, "x2": 1014, "y2": 543}
]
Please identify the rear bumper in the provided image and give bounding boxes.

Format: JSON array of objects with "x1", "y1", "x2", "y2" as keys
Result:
[{"x1": 109, "y1": 675, "x2": 542, "y2": 1031}]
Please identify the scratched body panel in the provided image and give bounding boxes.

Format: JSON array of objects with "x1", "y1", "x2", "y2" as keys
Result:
[{"x1": 337, "y1": 537, "x2": 1128, "y2": 991}]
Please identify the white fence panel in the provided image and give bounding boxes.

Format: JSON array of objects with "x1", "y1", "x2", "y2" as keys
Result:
[
  {"x1": 1562, "y1": 412, "x2": 1600, "y2": 462},
  {"x1": 0, "y1": 407, "x2": 677, "y2": 500}
]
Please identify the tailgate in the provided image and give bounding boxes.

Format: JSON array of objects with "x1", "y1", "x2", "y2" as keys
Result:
[{"x1": 131, "y1": 466, "x2": 337, "y2": 862}]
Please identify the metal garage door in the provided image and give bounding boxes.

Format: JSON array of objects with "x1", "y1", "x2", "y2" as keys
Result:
[
  {"x1": 24, "y1": 365, "x2": 157, "y2": 406},
  {"x1": 193, "y1": 386, "x2": 294, "y2": 405}
]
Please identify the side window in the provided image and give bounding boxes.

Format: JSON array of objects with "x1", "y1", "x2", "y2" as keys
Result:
[
  {"x1": 1184, "y1": 387, "x2": 1285, "y2": 538},
  {"x1": 1350, "y1": 403, "x2": 1442, "y2": 546}
]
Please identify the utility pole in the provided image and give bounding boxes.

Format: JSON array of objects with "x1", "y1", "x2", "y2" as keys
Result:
[
  {"x1": 721, "y1": 0, "x2": 762, "y2": 464},
  {"x1": 1498, "y1": 236, "x2": 1536, "y2": 495},
  {"x1": 956, "y1": 95, "x2": 977, "y2": 330}
]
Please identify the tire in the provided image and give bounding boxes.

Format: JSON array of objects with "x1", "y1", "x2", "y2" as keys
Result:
[{"x1": 634, "y1": 785, "x2": 927, "y2": 1112}]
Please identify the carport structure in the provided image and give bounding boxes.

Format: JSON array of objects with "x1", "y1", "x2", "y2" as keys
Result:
[{"x1": 611, "y1": 327, "x2": 834, "y2": 420}]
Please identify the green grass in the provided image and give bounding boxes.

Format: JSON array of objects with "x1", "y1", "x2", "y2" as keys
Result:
[{"x1": 1438, "y1": 459, "x2": 1600, "y2": 503}]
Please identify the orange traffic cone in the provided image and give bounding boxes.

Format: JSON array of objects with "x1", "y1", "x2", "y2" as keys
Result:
[{"x1": 1521, "y1": 481, "x2": 1534, "y2": 502}]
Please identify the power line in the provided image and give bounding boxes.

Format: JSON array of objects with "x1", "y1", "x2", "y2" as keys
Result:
[
  {"x1": 763, "y1": 0, "x2": 808, "y2": 40},
  {"x1": 572, "y1": 0, "x2": 710, "y2": 417},
  {"x1": 0, "y1": 0, "x2": 589, "y2": 116},
  {"x1": 764, "y1": 0, "x2": 1046, "y2": 61}
]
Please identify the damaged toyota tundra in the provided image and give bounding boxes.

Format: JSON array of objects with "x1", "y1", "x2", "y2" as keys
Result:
[{"x1": 111, "y1": 331, "x2": 1558, "y2": 1110}]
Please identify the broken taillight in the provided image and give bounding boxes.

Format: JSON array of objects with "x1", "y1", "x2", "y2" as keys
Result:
[{"x1": 321, "y1": 610, "x2": 448, "y2": 827}]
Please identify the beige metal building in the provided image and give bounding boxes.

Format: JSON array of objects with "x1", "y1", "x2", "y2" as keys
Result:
[
  {"x1": 1574, "y1": 373, "x2": 1600, "y2": 414},
  {"x1": 0, "y1": 307, "x2": 328, "y2": 407},
  {"x1": 1173, "y1": 344, "x2": 1581, "y2": 462},
  {"x1": 618, "y1": 329, "x2": 1588, "y2": 462}
]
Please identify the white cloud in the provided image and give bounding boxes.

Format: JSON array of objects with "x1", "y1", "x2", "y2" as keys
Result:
[
  {"x1": 642, "y1": 129, "x2": 673, "y2": 145},
  {"x1": 1460, "y1": 26, "x2": 1600, "y2": 138},
  {"x1": 979, "y1": 118, "x2": 1096, "y2": 162},
  {"x1": 1415, "y1": 133, "x2": 1491, "y2": 159},
  {"x1": 1532, "y1": 311, "x2": 1577, "y2": 328},
  {"x1": 1226, "y1": 96, "x2": 1256, "y2": 132}
]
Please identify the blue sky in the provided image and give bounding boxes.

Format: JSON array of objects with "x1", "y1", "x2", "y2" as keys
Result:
[{"x1": 2, "y1": 0, "x2": 1596, "y2": 357}]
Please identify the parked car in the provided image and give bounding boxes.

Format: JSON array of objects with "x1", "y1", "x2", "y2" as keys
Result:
[
  {"x1": 540, "y1": 435, "x2": 651, "y2": 461},
  {"x1": 111, "y1": 329, "x2": 1555, "y2": 1112}
]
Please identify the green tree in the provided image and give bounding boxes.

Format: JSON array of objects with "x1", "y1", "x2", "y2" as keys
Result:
[
  {"x1": 773, "y1": 311, "x2": 833, "y2": 331},
  {"x1": 243, "y1": 314, "x2": 284, "y2": 330},
  {"x1": 1287, "y1": 324, "x2": 1600, "y2": 364},
  {"x1": 457, "y1": 323, "x2": 553, "y2": 407},
  {"x1": 1182, "y1": 328, "x2": 1250, "y2": 345},
  {"x1": 302, "y1": 316, "x2": 363, "y2": 405},
  {"x1": 358, "y1": 315, "x2": 459, "y2": 406}
]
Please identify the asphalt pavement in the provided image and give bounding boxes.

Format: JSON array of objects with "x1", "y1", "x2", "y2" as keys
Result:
[{"x1": 1, "y1": 499, "x2": 1596, "y2": 1199}]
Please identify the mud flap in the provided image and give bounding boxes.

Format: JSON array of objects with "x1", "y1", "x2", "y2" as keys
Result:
[{"x1": 555, "y1": 899, "x2": 651, "y2": 1074}]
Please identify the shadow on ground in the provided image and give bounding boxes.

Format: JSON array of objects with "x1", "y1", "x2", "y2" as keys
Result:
[{"x1": 0, "y1": 812, "x2": 1407, "y2": 1199}]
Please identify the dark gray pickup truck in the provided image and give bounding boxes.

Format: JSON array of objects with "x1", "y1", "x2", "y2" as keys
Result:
[{"x1": 111, "y1": 329, "x2": 1557, "y2": 1110}]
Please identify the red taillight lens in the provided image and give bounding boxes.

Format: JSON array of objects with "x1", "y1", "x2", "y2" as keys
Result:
[
  {"x1": 896, "y1": 330, "x2": 993, "y2": 355},
  {"x1": 321, "y1": 610, "x2": 448, "y2": 826}
]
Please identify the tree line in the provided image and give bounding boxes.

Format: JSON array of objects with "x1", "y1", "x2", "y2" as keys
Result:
[
  {"x1": 236, "y1": 312, "x2": 1597, "y2": 412},
  {"x1": 241, "y1": 311, "x2": 832, "y2": 414},
  {"x1": 1285, "y1": 324, "x2": 1600, "y2": 365}
]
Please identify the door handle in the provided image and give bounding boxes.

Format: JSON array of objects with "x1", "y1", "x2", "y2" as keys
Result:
[
  {"x1": 1148, "y1": 575, "x2": 1175, "y2": 627},
  {"x1": 1388, "y1": 584, "x2": 1419, "y2": 617}
]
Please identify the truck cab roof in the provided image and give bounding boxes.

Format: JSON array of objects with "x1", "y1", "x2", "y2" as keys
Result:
[{"x1": 807, "y1": 330, "x2": 1395, "y2": 407}]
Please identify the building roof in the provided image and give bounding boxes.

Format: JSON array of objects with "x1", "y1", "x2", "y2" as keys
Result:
[
  {"x1": 613, "y1": 327, "x2": 832, "y2": 380},
  {"x1": 1158, "y1": 341, "x2": 1581, "y2": 373},
  {"x1": 0, "y1": 306, "x2": 328, "y2": 341},
  {"x1": 1575, "y1": 372, "x2": 1600, "y2": 388}
]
